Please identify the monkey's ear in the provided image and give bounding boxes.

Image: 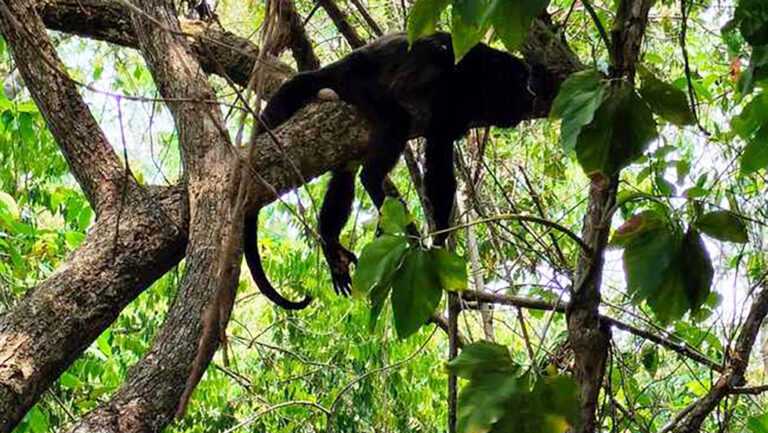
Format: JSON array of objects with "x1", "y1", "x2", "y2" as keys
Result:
[{"x1": 317, "y1": 88, "x2": 340, "y2": 101}]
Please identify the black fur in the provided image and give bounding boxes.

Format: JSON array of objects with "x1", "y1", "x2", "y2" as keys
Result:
[{"x1": 245, "y1": 32, "x2": 547, "y2": 307}]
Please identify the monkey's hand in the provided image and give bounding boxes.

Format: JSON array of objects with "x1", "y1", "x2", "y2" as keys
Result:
[{"x1": 322, "y1": 243, "x2": 357, "y2": 297}]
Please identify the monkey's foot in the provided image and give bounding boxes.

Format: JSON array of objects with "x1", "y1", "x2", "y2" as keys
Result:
[{"x1": 322, "y1": 244, "x2": 357, "y2": 297}]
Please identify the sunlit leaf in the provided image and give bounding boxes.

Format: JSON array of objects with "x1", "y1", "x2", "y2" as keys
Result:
[
  {"x1": 451, "y1": 0, "x2": 494, "y2": 61},
  {"x1": 638, "y1": 67, "x2": 696, "y2": 126},
  {"x1": 379, "y1": 197, "x2": 413, "y2": 236},
  {"x1": 695, "y1": 210, "x2": 749, "y2": 243},
  {"x1": 352, "y1": 234, "x2": 409, "y2": 297},
  {"x1": 407, "y1": 0, "x2": 451, "y2": 43},
  {"x1": 575, "y1": 83, "x2": 658, "y2": 176},
  {"x1": 489, "y1": 0, "x2": 549, "y2": 52},
  {"x1": 549, "y1": 70, "x2": 606, "y2": 152},
  {"x1": 433, "y1": 248, "x2": 467, "y2": 292},
  {"x1": 391, "y1": 248, "x2": 443, "y2": 339}
]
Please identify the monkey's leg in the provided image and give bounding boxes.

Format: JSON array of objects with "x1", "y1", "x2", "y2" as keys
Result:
[
  {"x1": 319, "y1": 167, "x2": 358, "y2": 296},
  {"x1": 358, "y1": 101, "x2": 410, "y2": 209},
  {"x1": 424, "y1": 133, "x2": 457, "y2": 247}
]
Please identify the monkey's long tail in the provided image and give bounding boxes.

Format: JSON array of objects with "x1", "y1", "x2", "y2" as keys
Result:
[{"x1": 244, "y1": 211, "x2": 313, "y2": 310}]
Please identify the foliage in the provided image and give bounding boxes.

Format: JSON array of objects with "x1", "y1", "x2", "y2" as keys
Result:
[
  {"x1": 446, "y1": 342, "x2": 578, "y2": 433},
  {"x1": 407, "y1": 0, "x2": 550, "y2": 59},
  {"x1": 6, "y1": 0, "x2": 768, "y2": 431}
]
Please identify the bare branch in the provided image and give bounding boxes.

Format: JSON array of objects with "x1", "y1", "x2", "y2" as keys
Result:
[{"x1": 38, "y1": 0, "x2": 292, "y2": 90}]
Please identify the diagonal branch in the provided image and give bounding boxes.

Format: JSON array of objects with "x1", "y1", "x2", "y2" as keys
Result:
[
  {"x1": 0, "y1": 0, "x2": 126, "y2": 212},
  {"x1": 38, "y1": 0, "x2": 292, "y2": 90},
  {"x1": 69, "y1": 1, "x2": 243, "y2": 431},
  {"x1": 664, "y1": 283, "x2": 768, "y2": 433}
]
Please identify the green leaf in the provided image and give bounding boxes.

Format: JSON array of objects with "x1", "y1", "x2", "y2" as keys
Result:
[
  {"x1": 59, "y1": 372, "x2": 81, "y2": 389},
  {"x1": 447, "y1": 344, "x2": 578, "y2": 433},
  {"x1": 609, "y1": 210, "x2": 665, "y2": 247},
  {"x1": 0, "y1": 191, "x2": 19, "y2": 220},
  {"x1": 22, "y1": 407, "x2": 49, "y2": 433},
  {"x1": 575, "y1": 84, "x2": 658, "y2": 176},
  {"x1": 748, "y1": 413, "x2": 768, "y2": 433},
  {"x1": 391, "y1": 248, "x2": 443, "y2": 339},
  {"x1": 65, "y1": 231, "x2": 86, "y2": 249},
  {"x1": 695, "y1": 210, "x2": 749, "y2": 243},
  {"x1": 450, "y1": 0, "x2": 494, "y2": 61},
  {"x1": 549, "y1": 70, "x2": 607, "y2": 152},
  {"x1": 368, "y1": 282, "x2": 392, "y2": 331},
  {"x1": 679, "y1": 229, "x2": 714, "y2": 314},
  {"x1": 638, "y1": 68, "x2": 696, "y2": 126},
  {"x1": 732, "y1": 92, "x2": 768, "y2": 139},
  {"x1": 735, "y1": 0, "x2": 768, "y2": 46},
  {"x1": 407, "y1": 0, "x2": 451, "y2": 43},
  {"x1": 446, "y1": 341, "x2": 515, "y2": 379},
  {"x1": 489, "y1": 0, "x2": 549, "y2": 52},
  {"x1": 622, "y1": 222, "x2": 714, "y2": 324},
  {"x1": 96, "y1": 330, "x2": 113, "y2": 359},
  {"x1": 432, "y1": 248, "x2": 468, "y2": 292},
  {"x1": 379, "y1": 197, "x2": 413, "y2": 235},
  {"x1": 352, "y1": 234, "x2": 409, "y2": 297},
  {"x1": 640, "y1": 344, "x2": 659, "y2": 376},
  {"x1": 740, "y1": 125, "x2": 768, "y2": 174}
]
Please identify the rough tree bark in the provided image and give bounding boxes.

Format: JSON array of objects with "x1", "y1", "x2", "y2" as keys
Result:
[{"x1": 565, "y1": 0, "x2": 654, "y2": 432}]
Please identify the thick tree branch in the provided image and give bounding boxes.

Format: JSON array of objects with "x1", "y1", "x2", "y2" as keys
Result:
[
  {"x1": 666, "y1": 284, "x2": 768, "y2": 433},
  {"x1": 0, "y1": 0, "x2": 126, "y2": 212},
  {"x1": 565, "y1": 1, "x2": 653, "y2": 431},
  {"x1": 317, "y1": 0, "x2": 366, "y2": 49},
  {"x1": 37, "y1": 0, "x2": 292, "y2": 90},
  {"x1": 67, "y1": 1, "x2": 244, "y2": 431}
]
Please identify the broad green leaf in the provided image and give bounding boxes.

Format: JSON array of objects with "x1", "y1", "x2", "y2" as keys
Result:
[
  {"x1": 352, "y1": 234, "x2": 409, "y2": 297},
  {"x1": 622, "y1": 225, "x2": 680, "y2": 322},
  {"x1": 59, "y1": 372, "x2": 81, "y2": 389},
  {"x1": 432, "y1": 248, "x2": 467, "y2": 292},
  {"x1": 391, "y1": 248, "x2": 443, "y2": 339},
  {"x1": 575, "y1": 84, "x2": 658, "y2": 176},
  {"x1": 732, "y1": 91, "x2": 768, "y2": 139},
  {"x1": 695, "y1": 210, "x2": 749, "y2": 243},
  {"x1": 447, "y1": 343, "x2": 577, "y2": 433},
  {"x1": 622, "y1": 223, "x2": 714, "y2": 324},
  {"x1": 407, "y1": 0, "x2": 451, "y2": 43},
  {"x1": 638, "y1": 68, "x2": 696, "y2": 126},
  {"x1": 640, "y1": 344, "x2": 659, "y2": 376},
  {"x1": 451, "y1": 0, "x2": 494, "y2": 61},
  {"x1": 683, "y1": 186, "x2": 708, "y2": 198},
  {"x1": 65, "y1": 231, "x2": 86, "y2": 249},
  {"x1": 748, "y1": 413, "x2": 768, "y2": 433},
  {"x1": 609, "y1": 210, "x2": 665, "y2": 247},
  {"x1": 379, "y1": 197, "x2": 413, "y2": 235},
  {"x1": 446, "y1": 341, "x2": 515, "y2": 379},
  {"x1": 489, "y1": 0, "x2": 549, "y2": 52},
  {"x1": 740, "y1": 125, "x2": 768, "y2": 174},
  {"x1": 22, "y1": 407, "x2": 49, "y2": 433},
  {"x1": 549, "y1": 70, "x2": 606, "y2": 152},
  {"x1": 735, "y1": 0, "x2": 768, "y2": 46},
  {"x1": 97, "y1": 331, "x2": 113, "y2": 358},
  {"x1": 679, "y1": 229, "x2": 714, "y2": 314},
  {"x1": 0, "y1": 191, "x2": 19, "y2": 220},
  {"x1": 368, "y1": 282, "x2": 392, "y2": 331},
  {"x1": 457, "y1": 373, "x2": 519, "y2": 433}
]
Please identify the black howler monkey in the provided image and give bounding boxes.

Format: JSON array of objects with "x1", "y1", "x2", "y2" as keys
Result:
[{"x1": 246, "y1": 32, "x2": 551, "y2": 309}]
